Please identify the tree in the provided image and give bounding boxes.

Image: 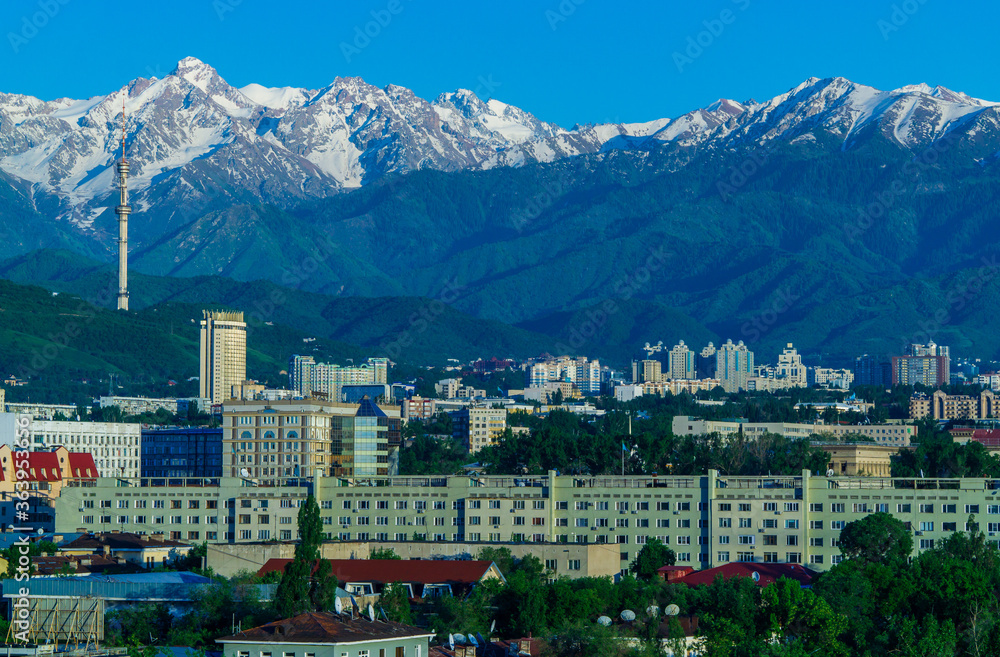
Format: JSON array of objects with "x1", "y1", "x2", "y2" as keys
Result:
[
  {"x1": 477, "y1": 546, "x2": 515, "y2": 576},
  {"x1": 630, "y1": 537, "x2": 676, "y2": 581},
  {"x1": 380, "y1": 581, "x2": 413, "y2": 623},
  {"x1": 273, "y1": 495, "x2": 326, "y2": 618},
  {"x1": 272, "y1": 557, "x2": 311, "y2": 618},
  {"x1": 369, "y1": 547, "x2": 401, "y2": 560},
  {"x1": 297, "y1": 495, "x2": 323, "y2": 561},
  {"x1": 838, "y1": 512, "x2": 913, "y2": 566},
  {"x1": 309, "y1": 558, "x2": 339, "y2": 612}
]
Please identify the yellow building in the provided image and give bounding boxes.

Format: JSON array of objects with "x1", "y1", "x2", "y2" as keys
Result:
[{"x1": 818, "y1": 443, "x2": 901, "y2": 477}]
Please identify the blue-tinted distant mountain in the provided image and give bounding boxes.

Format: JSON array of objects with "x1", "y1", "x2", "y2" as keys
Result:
[{"x1": 4, "y1": 64, "x2": 1000, "y2": 362}]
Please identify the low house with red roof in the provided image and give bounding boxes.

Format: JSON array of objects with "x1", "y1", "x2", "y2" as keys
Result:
[
  {"x1": 257, "y1": 559, "x2": 505, "y2": 599},
  {"x1": 674, "y1": 562, "x2": 817, "y2": 588},
  {"x1": 951, "y1": 427, "x2": 1000, "y2": 451},
  {"x1": 218, "y1": 611, "x2": 433, "y2": 657}
]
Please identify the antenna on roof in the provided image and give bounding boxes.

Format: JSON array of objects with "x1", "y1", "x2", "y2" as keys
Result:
[
  {"x1": 368, "y1": 603, "x2": 375, "y2": 622},
  {"x1": 334, "y1": 596, "x2": 344, "y2": 616},
  {"x1": 665, "y1": 604, "x2": 680, "y2": 616}
]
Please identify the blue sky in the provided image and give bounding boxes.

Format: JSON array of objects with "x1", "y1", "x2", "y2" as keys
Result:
[{"x1": 1, "y1": 0, "x2": 998, "y2": 127}]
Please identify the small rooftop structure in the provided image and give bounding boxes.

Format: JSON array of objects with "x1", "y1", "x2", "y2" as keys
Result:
[{"x1": 657, "y1": 565, "x2": 694, "y2": 582}]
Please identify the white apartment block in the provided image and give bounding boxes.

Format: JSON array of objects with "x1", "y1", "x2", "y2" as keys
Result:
[
  {"x1": 0, "y1": 414, "x2": 141, "y2": 477},
  {"x1": 672, "y1": 416, "x2": 916, "y2": 446},
  {"x1": 98, "y1": 396, "x2": 203, "y2": 416},
  {"x1": 529, "y1": 357, "x2": 601, "y2": 394}
]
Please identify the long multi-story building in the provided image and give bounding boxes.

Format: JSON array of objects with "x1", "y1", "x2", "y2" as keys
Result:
[
  {"x1": 4, "y1": 402, "x2": 79, "y2": 420},
  {"x1": 99, "y1": 396, "x2": 203, "y2": 416},
  {"x1": 223, "y1": 398, "x2": 401, "y2": 482},
  {"x1": 716, "y1": 339, "x2": 755, "y2": 393},
  {"x1": 288, "y1": 356, "x2": 389, "y2": 401},
  {"x1": 0, "y1": 414, "x2": 141, "y2": 478},
  {"x1": 910, "y1": 390, "x2": 998, "y2": 420},
  {"x1": 141, "y1": 427, "x2": 223, "y2": 478},
  {"x1": 53, "y1": 470, "x2": 1000, "y2": 576},
  {"x1": 200, "y1": 310, "x2": 247, "y2": 405},
  {"x1": 672, "y1": 416, "x2": 916, "y2": 446}
]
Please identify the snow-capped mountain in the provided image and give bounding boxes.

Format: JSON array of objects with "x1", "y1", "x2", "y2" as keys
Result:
[{"x1": 1, "y1": 58, "x2": 1000, "y2": 250}]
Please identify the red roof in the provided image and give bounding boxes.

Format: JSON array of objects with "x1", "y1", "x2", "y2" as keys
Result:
[
  {"x1": 257, "y1": 559, "x2": 502, "y2": 586},
  {"x1": 952, "y1": 429, "x2": 1000, "y2": 448},
  {"x1": 67, "y1": 452, "x2": 98, "y2": 479},
  {"x1": 675, "y1": 562, "x2": 816, "y2": 588},
  {"x1": 27, "y1": 452, "x2": 61, "y2": 481}
]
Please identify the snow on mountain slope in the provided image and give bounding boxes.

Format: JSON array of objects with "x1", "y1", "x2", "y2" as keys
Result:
[{"x1": 1, "y1": 59, "x2": 998, "y2": 241}]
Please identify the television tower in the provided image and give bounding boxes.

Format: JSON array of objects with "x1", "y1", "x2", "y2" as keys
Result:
[{"x1": 115, "y1": 96, "x2": 130, "y2": 311}]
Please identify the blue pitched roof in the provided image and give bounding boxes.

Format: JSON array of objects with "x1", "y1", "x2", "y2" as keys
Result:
[{"x1": 356, "y1": 396, "x2": 387, "y2": 418}]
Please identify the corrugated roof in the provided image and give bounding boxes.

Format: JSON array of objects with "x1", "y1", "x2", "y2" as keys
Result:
[
  {"x1": 257, "y1": 559, "x2": 500, "y2": 586},
  {"x1": 675, "y1": 562, "x2": 816, "y2": 588},
  {"x1": 218, "y1": 612, "x2": 432, "y2": 644},
  {"x1": 61, "y1": 532, "x2": 190, "y2": 551}
]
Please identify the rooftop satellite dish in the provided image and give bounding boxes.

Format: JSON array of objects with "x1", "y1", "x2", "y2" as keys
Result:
[
  {"x1": 490, "y1": 619, "x2": 496, "y2": 634},
  {"x1": 597, "y1": 616, "x2": 612, "y2": 626},
  {"x1": 448, "y1": 634, "x2": 455, "y2": 649},
  {"x1": 454, "y1": 633, "x2": 467, "y2": 645},
  {"x1": 240, "y1": 468, "x2": 250, "y2": 477},
  {"x1": 752, "y1": 571, "x2": 761, "y2": 583},
  {"x1": 620, "y1": 610, "x2": 636, "y2": 622},
  {"x1": 468, "y1": 634, "x2": 479, "y2": 647},
  {"x1": 826, "y1": 469, "x2": 835, "y2": 477},
  {"x1": 665, "y1": 604, "x2": 680, "y2": 616},
  {"x1": 334, "y1": 596, "x2": 343, "y2": 615},
  {"x1": 476, "y1": 632, "x2": 486, "y2": 648},
  {"x1": 368, "y1": 603, "x2": 375, "y2": 622},
  {"x1": 646, "y1": 605, "x2": 660, "y2": 617}
]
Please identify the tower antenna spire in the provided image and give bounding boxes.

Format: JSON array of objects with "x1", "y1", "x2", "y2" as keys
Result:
[{"x1": 115, "y1": 92, "x2": 131, "y2": 311}]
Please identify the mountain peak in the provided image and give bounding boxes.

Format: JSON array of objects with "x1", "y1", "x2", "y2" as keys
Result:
[{"x1": 170, "y1": 57, "x2": 220, "y2": 92}]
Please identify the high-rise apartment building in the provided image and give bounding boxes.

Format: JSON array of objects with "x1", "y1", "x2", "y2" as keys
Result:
[
  {"x1": 697, "y1": 343, "x2": 718, "y2": 379},
  {"x1": 896, "y1": 342, "x2": 951, "y2": 386},
  {"x1": 716, "y1": 340, "x2": 754, "y2": 393},
  {"x1": 854, "y1": 354, "x2": 892, "y2": 387},
  {"x1": 668, "y1": 341, "x2": 696, "y2": 380},
  {"x1": 892, "y1": 355, "x2": 949, "y2": 387},
  {"x1": 452, "y1": 406, "x2": 508, "y2": 453},
  {"x1": 288, "y1": 356, "x2": 389, "y2": 401},
  {"x1": 199, "y1": 311, "x2": 247, "y2": 405},
  {"x1": 632, "y1": 359, "x2": 663, "y2": 384}
]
